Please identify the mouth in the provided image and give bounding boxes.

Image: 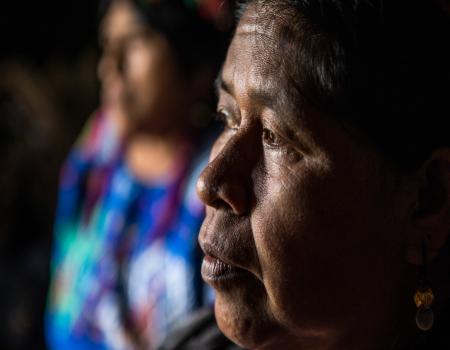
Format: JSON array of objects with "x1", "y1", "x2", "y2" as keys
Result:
[{"x1": 200, "y1": 243, "x2": 250, "y2": 289}]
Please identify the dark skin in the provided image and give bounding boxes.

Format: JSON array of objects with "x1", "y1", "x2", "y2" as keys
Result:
[{"x1": 196, "y1": 4, "x2": 450, "y2": 350}]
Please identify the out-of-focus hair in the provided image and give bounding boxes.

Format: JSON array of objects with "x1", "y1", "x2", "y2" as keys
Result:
[{"x1": 99, "y1": 0, "x2": 234, "y2": 77}]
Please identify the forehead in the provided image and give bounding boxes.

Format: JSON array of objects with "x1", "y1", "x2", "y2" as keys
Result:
[
  {"x1": 229, "y1": 7, "x2": 283, "y2": 71},
  {"x1": 223, "y1": 11, "x2": 286, "y2": 95},
  {"x1": 101, "y1": 1, "x2": 143, "y2": 43},
  {"x1": 222, "y1": 5, "x2": 310, "y2": 127}
]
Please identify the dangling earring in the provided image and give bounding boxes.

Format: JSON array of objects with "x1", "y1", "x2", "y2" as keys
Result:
[{"x1": 414, "y1": 240, "x2": 434, "y2": 331}]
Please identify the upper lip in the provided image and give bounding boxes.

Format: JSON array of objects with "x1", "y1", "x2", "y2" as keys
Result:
[
  {"x1": 198, "y1": 213, "x2": 262, "y2": 280},
  {"x1": 200, "y1": 240, "x2": 235, "y2": 268}
]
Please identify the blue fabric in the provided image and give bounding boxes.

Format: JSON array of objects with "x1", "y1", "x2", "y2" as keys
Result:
[{"x1": 46, "y1": 111, "x2": 212, "y2": 350}]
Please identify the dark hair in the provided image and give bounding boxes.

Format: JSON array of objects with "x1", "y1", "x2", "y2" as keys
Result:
[
  {"x1": 238, "y1": 0, "x2": 450, "y2": 170},
  {"x1": 130, "y1": 0, "x2": 234, "y2": 77}
]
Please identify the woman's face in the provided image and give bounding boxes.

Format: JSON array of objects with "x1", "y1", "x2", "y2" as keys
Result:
[
  {"x1": 197, "y1": 5, "x2": 415, "y2": 350},
  {"x1": 98, "y1": 0, "x2": 139, "y2": 114},
  {"x1": 99, "y1": 0, "x2": 186, "y2": 132}
]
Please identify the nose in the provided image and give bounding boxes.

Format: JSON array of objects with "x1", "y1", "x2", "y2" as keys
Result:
[
  {"x1": 98, "y1": 50, "x2": 113, "y2": 84},
  {"x1": 196, "y1": 131, "x2": 255, "y2": 216},
  {"x1": 97, "y1": 47, "x2": 125, "y2": 85}
]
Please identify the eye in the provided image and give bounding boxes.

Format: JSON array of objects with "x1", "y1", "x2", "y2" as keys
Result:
[
  {"x1": 262, "y1": 127, "x2": 302, "y2": 162},
  {"x1": 262, "y1": 128, "x2": 283, "y2": 147},
  {"x1": 215, "y1": 109, "x2": 239, "y2": 130}
]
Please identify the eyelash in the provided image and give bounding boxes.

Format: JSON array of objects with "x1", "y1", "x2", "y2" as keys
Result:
[
  {"x1": 262, "y1": 128, "x2": 283, "y2": 148},
  {"x1": 216, "y1": 109, "x2": 283, "y2": 145},
  {"x1": 262, "y1": 128, "x2": 301, "y2": 162},
  {"x1": 215, "y1": 110, "x2": 239, "y2": 130},
  {"x1": 215, "y1": 109, "x2": 299, "y2": 160}
]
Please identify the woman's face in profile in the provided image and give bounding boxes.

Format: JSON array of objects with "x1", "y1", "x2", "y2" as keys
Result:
[{"x1": 197, "y1": 5, "x2": 415, "y2": 350}]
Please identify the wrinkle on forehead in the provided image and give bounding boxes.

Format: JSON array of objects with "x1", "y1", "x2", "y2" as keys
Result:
[
  {"x1": 238, "y1": 0, "x2": 298, "y2": 35},
  {"x1": 235, "y1": 2, "x2": 325, "y2": 124},
  {"x1": 231, "y1": 10, "x2": 283, "y2": 96},
  {"x1": 224, "y1": 34, "x2": 281, "y2": 113},
  {"x1": 236, "y1": 1, "x2": 290, "y2": 51},
  {"x1": 224, "y1": 3, "x2": 331, "y2": 134}
]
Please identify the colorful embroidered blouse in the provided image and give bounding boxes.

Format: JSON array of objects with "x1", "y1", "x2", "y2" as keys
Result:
[{"x1": 46, "y1": 110, "x2": 212, "y2": 350}]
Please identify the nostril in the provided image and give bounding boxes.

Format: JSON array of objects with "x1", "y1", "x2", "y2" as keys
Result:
[{"x1": 210, "y1": 198, "x2": 231, "y2": 211}]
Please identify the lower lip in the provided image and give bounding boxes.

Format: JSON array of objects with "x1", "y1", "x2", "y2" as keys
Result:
[{"x1": 201, "y1": 255, "x2": 247, "y2": 286}]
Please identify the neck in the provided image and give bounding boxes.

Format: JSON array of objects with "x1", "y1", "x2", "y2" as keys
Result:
[
  {"x1": 103, "y1": 105, "x2": 128, "y2": 138},
  {"x1": 125, "y1": 132, "x2": 190, "y2": 184}
]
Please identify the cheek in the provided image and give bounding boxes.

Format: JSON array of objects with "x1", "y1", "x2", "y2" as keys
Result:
[
  {"x1": 126, "y1": 47, "x2": 153, "y2": 82},
  {"x1": 125, "y1": 44, "x2": 166, "y2": 100},
  {"x1": 252, "y1": 160, "x2": 406, "y2": 330},
  {"x1": 252, "y1": 167, "x2": 327, "y2": 313}
]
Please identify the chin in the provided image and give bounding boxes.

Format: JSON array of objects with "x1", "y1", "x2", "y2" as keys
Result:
[{"x1": 214, "y1": 292, "x2": 283, "y2": 350}]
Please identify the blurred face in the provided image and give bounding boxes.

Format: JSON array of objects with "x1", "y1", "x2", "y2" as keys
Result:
[
  {"x1": 98, "y1": 0, "x2": 139, "y2": 114},
  {"x1": 99, "y1": 0, "x2": 186, "y2": 133},
  {"x1": 197, "y1": 5, "x2": 414, "y2": 350}
]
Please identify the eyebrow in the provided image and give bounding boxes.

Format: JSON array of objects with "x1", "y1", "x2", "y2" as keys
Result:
[
  {"x1": 215, "y1": 73, "x2": 277, "y2": 109},
  {"x1": 215, "y1": 72, "x2": 315, "y2": 153},
  {"x1": 214, "y1": 73, "x2": 230, "y2": 96}
]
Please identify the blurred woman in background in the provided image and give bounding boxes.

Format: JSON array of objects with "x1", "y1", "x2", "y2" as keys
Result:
[{"x1": 46, "y1": 1, "x2": 232, "y2": 349}]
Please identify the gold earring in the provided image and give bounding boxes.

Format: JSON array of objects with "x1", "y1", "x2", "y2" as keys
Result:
[
  {"x1": 414, "y1": 287, "x2": 434, "y2": 331},
  {"x1": 414, "y1": 241, "x2": 434, "y2": 331}
]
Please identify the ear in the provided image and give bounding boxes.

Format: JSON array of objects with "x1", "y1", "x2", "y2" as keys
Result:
[{"x1": 405, "y1": 148, "x2": 450, "y2": 265}]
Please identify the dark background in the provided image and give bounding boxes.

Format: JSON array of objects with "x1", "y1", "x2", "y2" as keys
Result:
[
  {"x1": 1, "y1": 2, "x2": 100, "y2": 349},
  {"x1": 1, "y1": 1, "x2": 98, "y2": 63},
  {"x1": 0, "y1": 0, "x2": 100, "y2": 136},
  {"x1": 1, "y1": 1, "x2": 449, "y2": 350}
]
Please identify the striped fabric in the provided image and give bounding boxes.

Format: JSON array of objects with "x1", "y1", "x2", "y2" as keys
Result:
[{"x1": 46, "y1": 110, "x2": 212, "y2": 350}]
